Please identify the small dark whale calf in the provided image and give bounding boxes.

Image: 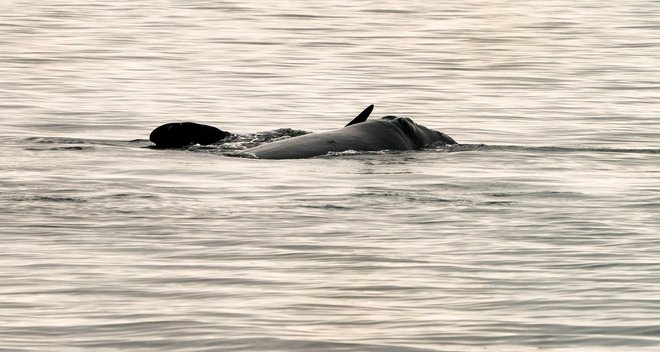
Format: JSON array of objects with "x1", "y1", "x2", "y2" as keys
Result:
[
  {"x1": 150, "y1": 122, "x2": 228, "y2": 148},
  {"x1": 148, "y1": 105, "x2": 456, "y2": 158}
]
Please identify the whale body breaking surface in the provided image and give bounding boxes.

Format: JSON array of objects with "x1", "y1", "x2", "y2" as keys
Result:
[{"x1": 149, "y1": 105, "x2": 457, "y2": 159}]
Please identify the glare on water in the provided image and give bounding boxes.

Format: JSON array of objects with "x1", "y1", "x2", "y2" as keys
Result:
[{"x1": 1, "y1": 1, "x2": 660, "y2": 351}]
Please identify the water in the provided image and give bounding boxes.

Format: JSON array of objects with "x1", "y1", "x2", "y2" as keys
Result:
[{"x1": 2, "y1": 1, "x2": 660, "y2": 351}]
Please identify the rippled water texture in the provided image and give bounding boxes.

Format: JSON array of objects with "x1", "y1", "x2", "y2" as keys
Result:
[{"x1": 1, "y1": 1, "x2": 660, "y2": 351}]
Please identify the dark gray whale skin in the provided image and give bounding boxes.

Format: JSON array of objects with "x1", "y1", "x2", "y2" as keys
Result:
[
  {"x1": 245, "y1": 116, "x2": 456, "y2": 159},
  {"x1": 150, "y1": 122, "x2": 228, "y2": 148}
]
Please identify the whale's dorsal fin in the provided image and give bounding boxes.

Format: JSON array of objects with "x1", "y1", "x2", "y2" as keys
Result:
[{"x1": 345, "y1": 104, "x2": 374, "y2": 127}]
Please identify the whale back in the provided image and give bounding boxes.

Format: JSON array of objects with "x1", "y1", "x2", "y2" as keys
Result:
[
  {"x1": 245, "y1": 120, "x2": 398, "y2": 159},
  {"x1": 246, "y1": 116, "x2": 455, "y2": 159}
]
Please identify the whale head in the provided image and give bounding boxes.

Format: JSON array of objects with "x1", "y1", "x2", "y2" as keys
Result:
[{"x1": 382, "y1": 116, "x2": 456, "y2": 148}]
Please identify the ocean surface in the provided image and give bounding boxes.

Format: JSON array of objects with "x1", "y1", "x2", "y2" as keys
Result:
[{"x1": 1, "y1": 1, "x2": 660, "y2": 351}]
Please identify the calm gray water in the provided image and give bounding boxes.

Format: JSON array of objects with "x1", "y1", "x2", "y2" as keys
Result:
[{"x1": 2, "y1": 1, "x2": 660, "y2": 351}]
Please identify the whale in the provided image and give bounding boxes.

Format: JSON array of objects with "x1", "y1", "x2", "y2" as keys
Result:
[
  {"x1": 148, "y1": 105, "x2": 456, "y2": 158},
  {"x1": 244, "y1": 114, "x2": 456, "y2": 159},
  {"x1": 150, "y1": 122, "x2": 229, "y2": 148}
]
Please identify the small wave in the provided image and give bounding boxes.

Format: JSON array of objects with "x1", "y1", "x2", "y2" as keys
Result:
[
  {"x1": 444, "y1": 144, "x2": 660, "y2": 155},
  {"x1": 24, "y1": 146, "x2": 94, "y2": 151},
  {"x1": 224, "y1": 150, "x2": 258, "y2": 159},
  {"x1": 325, "y1": 149, "x2": 361, "y2": 157},
  {"x1": 299, "y1": 203, "x2": 353, "y2": 210},
  {"x1": 20, "y1": 136, "x2": 89, "y2": 144},
  {"x1": 9, "y1": 195, "x2": 87, "y2": 203},
  {"x1": 17, "y1": 137, "x2": 152, "y2": 149}
]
